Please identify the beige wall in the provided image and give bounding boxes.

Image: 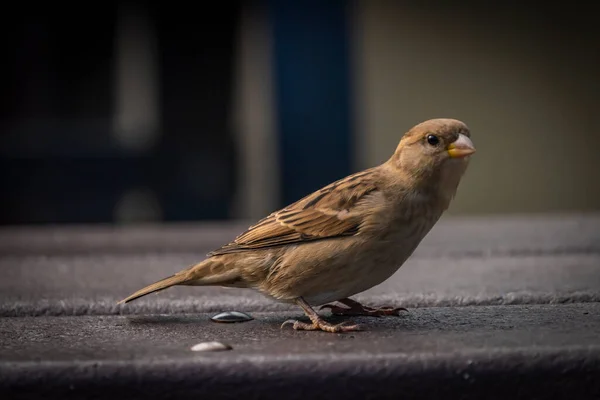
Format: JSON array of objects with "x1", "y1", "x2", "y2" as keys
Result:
[{"x1": 351, "y1": 1, "x2": 599, "y2": 215}]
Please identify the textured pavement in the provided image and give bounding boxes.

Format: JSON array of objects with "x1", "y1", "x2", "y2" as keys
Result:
[{"x1": 1, "y1": 213, "x2": 600, "y2": 399}]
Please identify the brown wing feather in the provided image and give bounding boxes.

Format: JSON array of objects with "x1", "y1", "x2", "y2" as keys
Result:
[{"x1": 208, "y1": 168, "x2": 380, "y2": 256}]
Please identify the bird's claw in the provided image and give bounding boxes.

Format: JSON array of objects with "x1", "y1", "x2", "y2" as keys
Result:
[
  {"x1": 320, "y1": 303, "x2": 408, "y2": 317},
  {"x1": 281, "y1": 318, "x2": 362, "y2": 333},
  {"x1": 280, "y1": 319, "x2": 299, "y2": 329},
  {"x1": 371, "y1": 306, "x2": 409, "y2": 316}
]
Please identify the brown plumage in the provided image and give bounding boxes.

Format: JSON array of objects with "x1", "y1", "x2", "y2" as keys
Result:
[{"x1": 118, "y1": 118, "x2": 476, "y2": 333}]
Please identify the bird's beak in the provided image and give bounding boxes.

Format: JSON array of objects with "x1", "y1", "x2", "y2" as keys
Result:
[{"x1": 447, "y1": 133, "x2": 476, "y2": 158}]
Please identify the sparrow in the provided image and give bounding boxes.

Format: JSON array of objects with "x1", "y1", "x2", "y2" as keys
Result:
[{"x1": 118, "y1": 118, "x2": 476, "y2": 333}]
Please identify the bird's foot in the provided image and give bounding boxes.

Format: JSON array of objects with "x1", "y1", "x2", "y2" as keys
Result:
[
  {"x1": 320, "y1": 299, "x2": 407, "y2": 317},
  {"x1": 281, "y1": 318, "x2": 362, "y2": 333}
]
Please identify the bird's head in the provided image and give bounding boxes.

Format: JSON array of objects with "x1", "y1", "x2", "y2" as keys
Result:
[{"x1": 389, "y1": 118, "x2": 476, "y2": 196}]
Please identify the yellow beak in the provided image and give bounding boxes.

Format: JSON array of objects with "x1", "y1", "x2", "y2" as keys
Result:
[{"x1": 447, "y1": 133, "x2": 476, "y2": 158}]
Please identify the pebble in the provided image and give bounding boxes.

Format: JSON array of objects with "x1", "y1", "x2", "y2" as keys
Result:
[
  {"x1": 190, "y1": 341, "x2": 232, "y2": 352},
  {"x1": 210, "y1": 311, "x2": 254, "y2": 323}
]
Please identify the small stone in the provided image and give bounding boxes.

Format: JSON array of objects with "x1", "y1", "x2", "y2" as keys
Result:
[
  {"x1": 191, "y1": 341, "x2": 232, "y2": 352},
  {"x1": 210, "y1": 311, "x2": 254, "y2": 323}
]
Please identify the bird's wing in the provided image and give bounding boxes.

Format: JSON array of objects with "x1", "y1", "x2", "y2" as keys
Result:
[{"x1": 208, "y1": 168, "x2": 381, "y2": 256}]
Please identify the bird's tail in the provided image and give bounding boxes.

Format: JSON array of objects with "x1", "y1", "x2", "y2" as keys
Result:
[{"x1": 117, "y1": 258, "x2": 240, "y2": 304}]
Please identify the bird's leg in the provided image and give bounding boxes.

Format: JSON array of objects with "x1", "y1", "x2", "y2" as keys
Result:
[
  {"x1": 281, "y1": 297, "x2": 362, "y2": 333},
  {"x1": 320, "y1": 297, "x2": 407, "y2": 317}
]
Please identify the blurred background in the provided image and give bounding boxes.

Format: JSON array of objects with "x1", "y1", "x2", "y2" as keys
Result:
[{"x1": 1, "y1": 1, "x2": 598, "y2": 226}]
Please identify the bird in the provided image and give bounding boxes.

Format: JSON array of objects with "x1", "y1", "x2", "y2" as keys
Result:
[{"x1": 118, "y1": 118, "x2": 476, "y2": 333}]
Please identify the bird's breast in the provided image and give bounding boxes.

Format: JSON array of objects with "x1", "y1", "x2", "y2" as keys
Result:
[{"x1": 257, "y1": 200, "x2": 443, "y2": 305}]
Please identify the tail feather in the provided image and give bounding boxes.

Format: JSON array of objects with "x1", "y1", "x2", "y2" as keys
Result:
[
  {"x1": 117, "y1": 272, "x2": 189, "y2": 304},
  {"x1": 117, "y1": 258, "x2": 243, "y2": 305}
]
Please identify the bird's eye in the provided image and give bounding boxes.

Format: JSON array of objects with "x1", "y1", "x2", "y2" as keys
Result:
[{"x1": 426, "y1": 134, "x2": 439, "y2": 146}]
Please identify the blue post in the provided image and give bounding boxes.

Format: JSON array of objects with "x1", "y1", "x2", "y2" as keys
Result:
[{"x1": 269, "y1": 0, "x2": 353, "y2": 206}]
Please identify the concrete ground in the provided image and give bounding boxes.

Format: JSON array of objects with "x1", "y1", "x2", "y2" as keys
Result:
[{"x1": 1, "y1": 213, "x2": 599, "y2": 399}]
